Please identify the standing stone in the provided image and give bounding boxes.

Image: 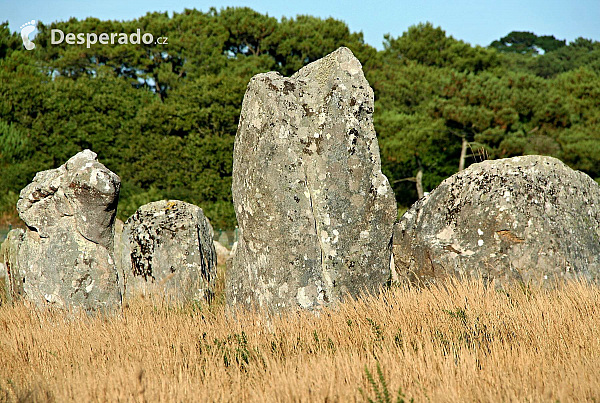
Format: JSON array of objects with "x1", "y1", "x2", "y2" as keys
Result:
[
  {"x1": 13, "y1": 150, "x2": 121, "y2": 310},
  {"x1": 0, "y1": 229, "x2": 25, "y2": 303},
  {"x1": 227, "y1": 47, "x2": 397, "y2": 311},
  {"x1": 120, "y1": 200, "x2": 217, "y2": 303},
  {"x1": 393, "y1": 155, "x2": 600, "y2": 287}
]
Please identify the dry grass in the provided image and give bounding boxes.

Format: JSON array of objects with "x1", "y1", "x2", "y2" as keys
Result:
[{"x1": 0, "y1": 278, "x2": 599, "y2": 402}]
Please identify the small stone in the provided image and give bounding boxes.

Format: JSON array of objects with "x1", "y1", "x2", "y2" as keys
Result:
[
  {"x1": 120, "y1": 200, "x2": 217, "y2": 304},
  {"x1": 0, "y1": 229, "x2": 25, "y2": 304}
]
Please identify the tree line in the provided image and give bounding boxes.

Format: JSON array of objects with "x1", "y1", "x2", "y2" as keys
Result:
[{"x1": 1, "y1": 8, "x2": 599, "y2": 228}]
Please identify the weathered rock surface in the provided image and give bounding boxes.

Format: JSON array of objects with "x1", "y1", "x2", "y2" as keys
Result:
[
  {"x1": 0, "y1": 229, "x2": 25, "y2": 303},
  {"x1": 228, "y1": 47, "x2": 397, "y2": 311},
  {"x1": 120, "y1": 200, "x2": 217, "y2": 303},
  {"x1": 393, "y1": 155, "x2": 600, "y2": 287},
  {"x1": 10, "y1": 150, "x2": 121, "y2": 310}
]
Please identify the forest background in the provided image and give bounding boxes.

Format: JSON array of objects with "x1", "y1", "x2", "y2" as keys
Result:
[{"x1": 1, "y1": 7, "x2": 599, "y2": 231}]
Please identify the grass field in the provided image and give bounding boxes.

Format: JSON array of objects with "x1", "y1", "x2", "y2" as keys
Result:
[{"x1": 0, "y1": 278, "x2": 598, "y2": 402}]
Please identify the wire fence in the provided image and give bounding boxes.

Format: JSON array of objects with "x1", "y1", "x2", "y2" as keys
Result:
[{"x1": 213, "y1": 228, "x2": 239, "y2": 248}]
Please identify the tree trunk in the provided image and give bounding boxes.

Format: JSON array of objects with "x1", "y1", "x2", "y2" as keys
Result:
[
  {"x1": 416, "y1": 169, "x2": 424, "y2": 199},
  {"x1": 459, "y1": 136, "x2": 468, "y2": 171}
]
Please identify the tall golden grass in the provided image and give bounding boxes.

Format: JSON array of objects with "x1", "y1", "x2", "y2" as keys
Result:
[{"x1": 0, "y1": 278, "x2": 599, "y2": 402}]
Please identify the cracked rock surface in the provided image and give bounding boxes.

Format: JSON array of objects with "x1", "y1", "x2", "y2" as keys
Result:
[
  {"x1": 227, "y1": 47, "x2": 396, "y2": 312},
  {"x1": 393, "y1": 155, "x2": 600, "y2": 287},
  {"x1": 119, "y1": 200, "x2": 216, "y2": 304},
  {"x1": 7, "y1": 150, "x2": 121, "y2": 310}
]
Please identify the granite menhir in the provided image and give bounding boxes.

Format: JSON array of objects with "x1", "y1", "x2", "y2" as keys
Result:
[{"x1": 227, "y1": 47, "x2": 397, "y2": 312}]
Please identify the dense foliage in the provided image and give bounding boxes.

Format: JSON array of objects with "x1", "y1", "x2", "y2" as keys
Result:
[{"x1": 1, "y1": 10, "x2": 598, "y2": 228}]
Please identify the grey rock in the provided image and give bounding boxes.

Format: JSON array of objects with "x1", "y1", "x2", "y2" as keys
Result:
[
  {"x1": 12, "y1": 150, "x2": 121, "y2": 310},
  {"x1": 228, "y1": 47, "x2": 397, "y2": 311},
  {"x1": 0, "y1": 229, "x2": 25, "y2": 303},
  {"x1": 17, "y1": 149, "x2": 119, "y2": 251},
  {"x1": 393, "y1": 155, "x2": 600, "y2": 287},
  {"x1": 120, "y1": 200, "x2": 217, "y2": 303}
]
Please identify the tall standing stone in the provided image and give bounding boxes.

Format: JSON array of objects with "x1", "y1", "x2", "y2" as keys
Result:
[
  {"x1": 119, "y1": 200, "x2": 217, "y2": 303},
  {"x1": 227, "y1": 47, "x2": 397, "y2": 311},
  {"x1": 392, "y1": 155, "x2": 600, "y2": 287},
  {"x1": 12, "y1": 150, "x2": 121, "y2": 310}
]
